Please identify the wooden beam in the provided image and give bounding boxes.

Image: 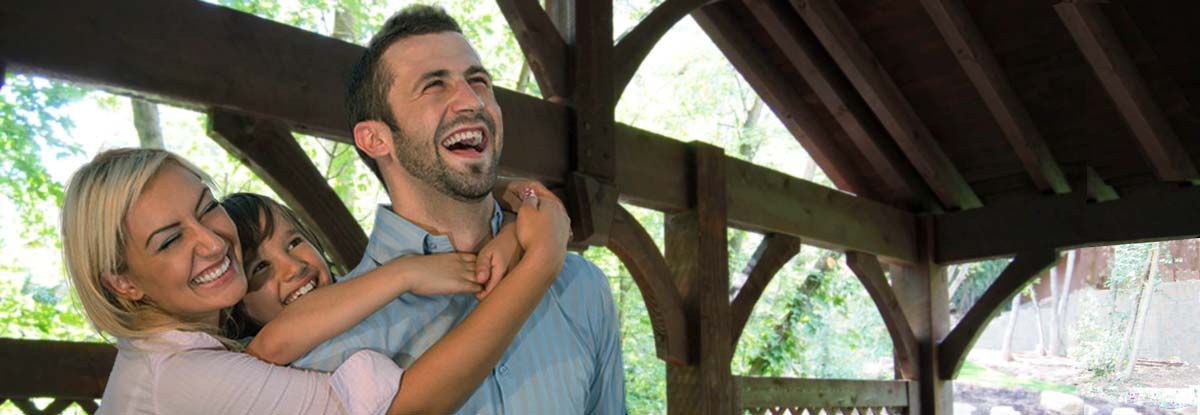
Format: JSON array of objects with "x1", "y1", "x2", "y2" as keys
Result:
[
  {"x1": 922, "y1": 0, "x2": 1071, "y2": 195},
  {"x1": 665, "y1": 143, "x2": 732, "y2": 415},
  {"x1": 1055, "y1": 1, "x2": 1200, "y2": 183},
  {"x1": 0, "y1": 338, "x2": 114, "y2": 399},
  {"x1": 606, "y1": 206, "x2": 689, "y2": 365},
  {"x1": 793, "y1": 0, "x2": 983, "y2": 210},
  {"x1": 496, "y1": 0, "x2": 569, "y2": 99},
  {"x1": 564, "y1": 0, "x2": 619, "y2": 246},
  {"x1": 744, "y1": 0, "x2": 940, "y2": 212},
  {"x1": 613, "y1": 0, "x2": 711, "y2": 99},
  {"x1": 735, "y1": 377, "x2": 912, "y2": 409},
  {"x1": 935, "y1": 184, "x2": 1200, "y2": 263},
  {"x1": 0, "y1": 0, "x2": 918, "y2": 263},
  {"x1": 206, "y1": 110, "x2": 366, "y2": 270},
  {"x1": 730, "y1": 233, "x2": 802, "y2": 348},
  {"x1": 939, "y1": 250, "x2": 1058, "y2": 378},
  {"x1": 1085, "y1": 166, "x2": 1119, "y2": 202},
  {"x1": 693, "y1": 1, "x2": 876, "y2": 199},
  {"x1": 845, "y1": 251, "x2": 920, "y2": 379}
]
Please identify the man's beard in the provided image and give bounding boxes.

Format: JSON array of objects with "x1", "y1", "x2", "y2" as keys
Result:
[{"x1": 388, "y1": 113, "x2": 499, "y2": 202}]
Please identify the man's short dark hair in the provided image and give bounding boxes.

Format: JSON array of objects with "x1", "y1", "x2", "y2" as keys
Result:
[{"x1": 346, "y1": 4, "x2": 464, "y2": 190}]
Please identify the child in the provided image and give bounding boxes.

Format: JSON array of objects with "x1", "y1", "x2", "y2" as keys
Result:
[{"x1": 222, "y1": 182, "x2": 545, "y2": 366}]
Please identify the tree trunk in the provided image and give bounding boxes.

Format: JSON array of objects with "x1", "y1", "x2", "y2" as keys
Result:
[
  {"x1": 746, "y1": 252, "x2": 829, "y2": 375},
  {"x1": 1030, "y1": 289, "x2": 1047, "y2": 356},
  {"x1": 1121, "y1": 244, "x2": 1161, "y2": 378},
  {"x1": 1000, "y1": 294, "x2": 1022, "y2": 361},
  {"x1": 1054, "y1": 250, "x2": 1077, "y2": 356},
  {"x1": 1048, "y1": 264, "x2": 1062, "y2": 356},
  {"x1": 947, "y1": 264, "x2": 968, "y2": 300},
  {"x1": 132, "y1": 98, "x2": 163, "y2": 149}
]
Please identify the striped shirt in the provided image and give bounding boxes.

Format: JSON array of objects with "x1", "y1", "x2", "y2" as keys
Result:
[{"x1": 290, "y1": 203, "x2": 628, "y2": 414}]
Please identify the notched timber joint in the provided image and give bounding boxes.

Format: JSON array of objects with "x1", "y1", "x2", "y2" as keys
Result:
[{"x1": 566, "y1": 172, "x2": 619, "y2": 247}]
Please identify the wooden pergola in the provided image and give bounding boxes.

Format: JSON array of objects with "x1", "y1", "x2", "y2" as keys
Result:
[{"x1": 3, "y1": 0, "x2": 1199, "y2": 414}]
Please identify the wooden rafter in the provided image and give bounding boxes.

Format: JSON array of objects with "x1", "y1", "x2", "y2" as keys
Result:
[
  {"x1": 665, "y1": 142, "x2": 733, "y2": 415},
  {"x1": 922, "y1": 0, "x2": 1071, "y2": 195},
  {"x1": 744, "y1": 0, "x2": 940, "y2": 212},
  {"x1": 692, "y1": 1, "x2": 875, "y2": 199},
  {"x1": 935, "y1": 184, "x2": 1200, "y2": 263},
  {"x1": 939, "y1": 250, "x2": 1059, "y2": 378},
  {"x1": 1085, "y1": 166, "x2": 1118, "y2": 202},
  {"x1": 730, "y1": 233, "x2": 802, "y2": 348},
  {"x1": 0, "y1": 0, "x2": 918, "y2": 263},
  {"x1": 0, "y1": 338, "x2": 114, "y2": 400},
  {"x1": 606, "y1": 206, "x2": 689, "y2": 365},
  {"x1": 1056, "y1": 1, "x2": 1200, "y2": 183},
  {"x1": 496, "y1": 0, "x2": 569, "y2": 99},
  {"x1": 207, "y1": 110, "x2": 367, "y2": 271},
  {"x1": 613, "y1": 0, "x2": 711, "y2": 99},
  {"x1": 845, "y1": 252, "x2": 920, "y2": 379},
  {"x1": 793, "y1": 0, "x2": 983, "y2": 210}
]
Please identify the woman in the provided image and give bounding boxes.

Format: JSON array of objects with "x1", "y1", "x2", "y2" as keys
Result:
[{"x1": 61, "y1": 148, "x2": 569, "y2": 414}]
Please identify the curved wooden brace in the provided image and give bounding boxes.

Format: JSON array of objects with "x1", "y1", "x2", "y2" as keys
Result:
[
  {"x1": 613, "y1": 0, "x2": 712, "y2": 98},
  {"x1": 939, "y1": 249, "x2": 1058, "y2": 378},
  {"x1": 206, "y1": 109, "x2": 367, "y2": 271},
  {"x1": 730, "y1": 233, "x2": 802, "y2": 348},
  {"x1": 496, "y1": 0, "x2": 569, "y2": 98},
  {"x1": 606, "y1": 205, "x2": 689, "y2": 365},
  {"x1": 845, "y1": 251, "x2": 920, "y2": 379}
]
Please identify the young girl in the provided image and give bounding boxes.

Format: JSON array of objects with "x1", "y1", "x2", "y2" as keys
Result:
[
  {"x1": 61, "y1": 148, "x2": 569, "y2": 414},
  {"x1": 220, "y1": 188, "x2": 536, "y2": 365}
]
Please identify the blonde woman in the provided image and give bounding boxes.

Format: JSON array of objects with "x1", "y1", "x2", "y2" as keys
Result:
[{"x1": 61, "y1": 148, "x2": 570, "y2": 415}]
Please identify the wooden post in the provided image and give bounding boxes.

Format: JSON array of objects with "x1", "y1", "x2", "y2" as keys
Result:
[
  {"x1": 666, "y1": 142, "x2": 732, "y2": 415},
  {"x1": 889, "y1": 218, "x2": 953, "y2": 415},
  {"x1": 206, "y1": 110, "x2": 367, "y2": 271}
]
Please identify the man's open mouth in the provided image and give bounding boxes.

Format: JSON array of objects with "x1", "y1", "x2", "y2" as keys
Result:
[{"x1": 440, "y1": 128, "x2": 488, "y2": 156}]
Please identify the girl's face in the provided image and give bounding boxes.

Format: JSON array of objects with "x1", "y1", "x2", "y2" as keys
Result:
[
  {"x1": 239, "y1": 209, "x2": 333, "y2": 324},
  {"x1": 112, "y1": 164, "x2": 246, "y2": 325}
]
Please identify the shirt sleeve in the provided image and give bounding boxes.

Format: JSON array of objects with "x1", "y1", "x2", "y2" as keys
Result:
[
  {"x1": 570, "y1": 255, "x2": 630, "y2": 415},
  {"x1": 155, "y1": 348, "x2": 402, "y2": 415}
]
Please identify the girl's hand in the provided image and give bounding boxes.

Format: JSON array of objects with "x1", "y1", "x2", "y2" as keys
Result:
[
  {"x1": 381, "y1": 253, "x2": 482, "y2": 296},
  {"x1": 515, "y1": 189, "x2": 571, "y2": 259},
  {"x1": 497, "y1": 180, "x2": 562, "y2": 214},
  {"x1": 474, "y1": 224, "x2": 522, "y2": 300}
]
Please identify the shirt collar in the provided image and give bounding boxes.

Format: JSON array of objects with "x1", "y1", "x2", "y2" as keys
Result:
[{"x1": 364, "y1": 198, "x2": 503, "y2": 265}]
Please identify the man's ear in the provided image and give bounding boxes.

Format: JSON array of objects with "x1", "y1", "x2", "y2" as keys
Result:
[
  {"x1": 353, "y1": 120, "x2": 395, "y2": 161},
  {"x1": 101, "y1": 272, "x2": 144, "y2": 301}
]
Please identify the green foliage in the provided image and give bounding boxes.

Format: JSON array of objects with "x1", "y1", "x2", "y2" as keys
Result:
[{"x1": 0, "y1": 75, "x2": 86, "y2": 243}]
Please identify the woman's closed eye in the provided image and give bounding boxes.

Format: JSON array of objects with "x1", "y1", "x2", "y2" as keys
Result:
[{"x1": 157, "y1": 233, "x2": 181, "y2": 252}]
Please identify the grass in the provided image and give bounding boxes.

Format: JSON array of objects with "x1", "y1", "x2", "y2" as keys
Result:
[{"x1": 958, "y1": 361, "x2": 1077, "y2": 394}]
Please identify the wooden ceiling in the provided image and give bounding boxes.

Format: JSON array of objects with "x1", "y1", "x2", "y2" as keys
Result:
[{"x1": 694, "y1": 0, "x2": 1200, "y2": 213}]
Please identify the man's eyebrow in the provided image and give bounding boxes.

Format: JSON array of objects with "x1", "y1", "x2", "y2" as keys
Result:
[
  {"x1": 414, "y1": 69, "x2": 450, "y2": 91},
  {"x1": 465, "y1": 66, "x2": 491, "y2": 79}
]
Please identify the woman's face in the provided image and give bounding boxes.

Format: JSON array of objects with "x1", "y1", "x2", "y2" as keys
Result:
[
  {"x1": 239, "y1": 209, "x2": 333, "y2": 325},
  {"x1": 117, "y1": 163, "x2": 246, "y2": 325}
]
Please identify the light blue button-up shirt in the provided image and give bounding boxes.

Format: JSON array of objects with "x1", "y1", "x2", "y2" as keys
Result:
[{"x1": 291, "y1": 203, "x2": 627, "y2": 414}]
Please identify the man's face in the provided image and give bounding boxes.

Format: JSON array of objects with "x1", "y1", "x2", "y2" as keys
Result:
[{"x1": 380, "y1": 32, "x2": 503, "y2": 201}]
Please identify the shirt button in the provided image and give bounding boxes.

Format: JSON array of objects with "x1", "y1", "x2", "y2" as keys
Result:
[{"x1": 498, "y1": 365, "x2": 510, "y2": 377}]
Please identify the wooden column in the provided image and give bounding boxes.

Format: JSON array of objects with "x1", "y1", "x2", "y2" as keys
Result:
[
  {"x1": 888, "y1": 219, "x2": 953, "y2": 415},
  {"x1": 206, "y1": 110, "x2": 367, "y2": 271},
  {"x1": 666, "y1": 142, "x2": 732, "y2": 415}
]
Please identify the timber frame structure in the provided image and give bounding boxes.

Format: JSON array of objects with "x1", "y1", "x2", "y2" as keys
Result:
[{"x1": 2, "y1": 1, "x2": 1199, "y2": 414}]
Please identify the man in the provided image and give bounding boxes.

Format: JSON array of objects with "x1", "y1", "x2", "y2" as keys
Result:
[{"x1": 289, "y1": 5, "x2": 628, "y2": 414}]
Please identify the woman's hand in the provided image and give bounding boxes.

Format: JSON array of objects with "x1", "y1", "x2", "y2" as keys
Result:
[
  {"x1": 474, "y1": 224, "x2": 522, "y2": 300},
  {"x1": 381, "y1": 253, "x2": 482, "y2": 296},
  {"x1": 514, "y1": 188, "x2": 570, "y2": 270}
]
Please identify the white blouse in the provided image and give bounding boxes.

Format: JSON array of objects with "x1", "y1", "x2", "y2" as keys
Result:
[{"x1": 96, "y1": 330, "x2": 402, "y2": 415}]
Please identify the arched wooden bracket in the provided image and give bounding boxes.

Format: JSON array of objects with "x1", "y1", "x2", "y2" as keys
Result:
[
  {"x1": 845, "y1": 251, "x2": 920, "y2": 379},
  {"x1": 730, "y1": 233, "x2": 802, "y2": 348},
  {"x1": 938, "y1": 249, "x2": 1059, "y2": 378},
  {"x1": 606, "y1": 205, "x2": 689, "y2": 365},
  {"x1": 206, "y1": 109, "x2": 367, "y2": 271},
  {"x1": 566, "y1": 172, "x2": 619, "y2": 247},
  {"x1": 613, "y1": 0, "x2": 712, "y2": 98},
  {"x1": 496, "y1": 0, "x2": 568, "y2": 98}
]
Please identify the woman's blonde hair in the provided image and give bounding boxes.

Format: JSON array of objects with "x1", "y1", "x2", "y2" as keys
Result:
[{"x1": 61, "y1": 148, "x2": 236, "y2": 344}]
